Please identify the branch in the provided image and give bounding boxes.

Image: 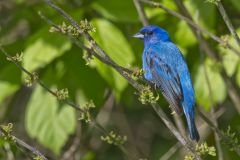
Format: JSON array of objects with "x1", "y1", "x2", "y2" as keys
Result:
[
  {"x1": 0, "y1": 47, "x2": 84, "y2": 113},
  {"x1": 0, "y1": 46, "x2": 133, "y2": 160},
  {"x1": 203, "y1": 58, "x2": 223, "y2": 160},
  {"x1": 42, "y1": 1, "x2": 201, "y2": 159},
  {"x1": 198, "y1": 107, "x2": 225, "y2": 139},
  {"x1": 216, "y1": 1, "x2": 240, "y2": 46},
  {"x1": 151, "y1": 104, "x2": 200, "y2": 159},
  {"x1": 139, "y1": 0, "x2": 240, "y2": 57},
  {"x1": 171, "y1": 0, "x2": 240, "y2": 156},
  {"x1": 60, "y1": 137, "x2": 80, "y2": 160},
  {"x1": 135, "y1": 0, "x2": 239, "y2": 157},
  {"x1": 145, "y1": 1, "x2": 240, "y2": 112},
  {"x1": 197, "y1": 108, "x2": 240, "y2": 156},
  {"x1": 173, "y1": 113, "x2": 187, "y2": 138},
  {"x1": 220, "y1": 70, "x2": 240, "y2": 113},
  {"x1": 173, "y1": 0, "x2": 220, "y2": 61},
  {"x1": 133, "y1": 0, "x2": 149, "y2": 26},
  {"x1": 40, "y1": 0, "x2": 240, "y2": 159},
  {"x1": 65, "y1": 23, "x2": 201, "y2": 160},
  {"x1": 172, "y1": 0, "x2": 240, "y2": 113},
  {"x1": 0, "y1": 126, "x2": 48, "y2": 160},
  {"x1": 159, "y1": 142, "x2": 181, "y2": 160},
  {"x1": 198, "y1": 31, "x2": 223, "y2": 160}
]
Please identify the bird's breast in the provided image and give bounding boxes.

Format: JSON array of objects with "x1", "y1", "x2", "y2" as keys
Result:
[{"x1": 142, "y1": 48, "x2": 153, "y2": 81}]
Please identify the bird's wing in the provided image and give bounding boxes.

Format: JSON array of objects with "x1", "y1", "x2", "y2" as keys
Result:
[{"x1": 147, "y1": 49, "x2": 183, "y2": 114}]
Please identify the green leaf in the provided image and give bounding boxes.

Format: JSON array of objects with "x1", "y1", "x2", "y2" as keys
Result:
[
  {"x1": 15, "y1": 0, "x2": 25, "y2": 4},
  {"x1": 23, "y1": 28, "x2": 71, "y2": 72},
  {"x1": 59, "y1": 47, "x2": 107, "y2": 107},
  {"x1": 0, "y1": 64, "x2": 21, "y2": 84},
  {"x1": 194, "y1": 58, "x2": 226, "y2": 110},
  {"x1": 230, "y1": 0, "x2": 240, "y2": 11},
  {"x1": 0, "y1": 81, "x2": 18, "y2": 104},
  {"x1": 82, "y1": 151, "x2": 96, "y2": 160},
  {"x1": 0, "y1": 64, "x2": 20, "y2": 104},
  {"x1": 89, "y1": 19, "x2": 135, "y2": 99},
  {"x1": 219, "y1": 28, "x2": 240, "y2": 76},
  {"x1": 145, "y1": 0, "x2": 176, "y2": 20},
  {"x1": 187, "y1": 0, "x2": 217, "y2": 29},
  {"x1": 236, "y1": 65, "x2": 240, "y2": 87},
  {"x1": 92, "y1": 0, "x2": 138, "y2": 22},
  {"x1": 145, "y1": 7, "x2": 165, "y2": 20},
  {"x1": 175, "y1": 21, "x2": 197, "y2": 48},
  {"x1": 25, "y1": 86, "x2": 76, "y2": 155}
]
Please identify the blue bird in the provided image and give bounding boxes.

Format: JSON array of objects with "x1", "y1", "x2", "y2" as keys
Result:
[{"x1": 134, "y1": 25, "x2": 199, "y2": 141}]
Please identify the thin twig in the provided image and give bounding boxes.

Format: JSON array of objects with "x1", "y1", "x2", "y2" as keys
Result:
[
  {"x1": 216, "y1": 2, "x2": 240, "y2": 46},
  {"x1": 42, "y1": 1, "x2": 201, "y2": 159},
  {"x1": 0, "y1": 46, "x2": 84, "y2": 113},
  {"x1": 61, "y1": 121, "x2": 82, "y2": 160},
  {"x1": 173, "y1": 113, "x2": 186, "y2": 138},
  {"x1": 139, "y1": 0, "x2": 240, "y2": 57},
  {"x1": 198, "y1": 31, "x2": 223, "y2": 160},
  {"x1": 43, "y1": 13, "x2": 195, "y2": 158},
  {"x1": 197, "y1": 108, "x2": 240, "y2": 156},
  {"x1": 114, "y1": 103, "x2": 144, "y2": 159},
  {"x1": 133, "y1": 0, "x2": 149, "y2": 26},
  {"x1": 152, "y1": 104, "x2": 200, "y2": 159},
  {"x1": 220, "y1": 70, "x2": 240, "y2": 113},
  {"x1": 3, "y1": 143, "x2": 14, "y2": 160},
  {"x1": 197, "y1": 109, "x2": 223, "y2": 138},
  {"x1": 172, "y1": 0, "x2": 240, "y2": 113},
  {"x1": 173, "y1": 0, "x2": 219, "y2": 60},
  {"x1": 41, "y1": 0, "x2": 239, "y2": 158},
  {"x1": 172, "y1": 0, "x2": 240, "y2": 156},
  {"x1": 0, "y1": 126, "x2": 48, "y2": 160},
  {"x1": 132, "y1": 0, "x2": 195, "y2": 156},
  {"x1": 204, "y1": 81, "x2": 223, "y2": 160},
  {"x1": 198, "y1": 107, "x2": 225, "y2": 138},
  {"x1": 135, "y1": 0, "x2": 239, "y2": 157},
  {"x1": 0, "y1": 46, "x2": 133, "y2": 160},
  {"x1": 159, "y1": 142, "x2": 181, "y2": 160},
  {"x1": 71, "y1": 23, "x2": 202, "y2": 159},
  {"x1": 148, "y1": 0, "x2": 240, "y2": 113},
  {"x1": 60, "y1": 137, "x2": 80, "y2": 160}
]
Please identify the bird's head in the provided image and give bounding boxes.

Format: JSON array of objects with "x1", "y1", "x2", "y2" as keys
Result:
[{"x1": 133, "y1": 25, "x2": 171, "y2": 45}]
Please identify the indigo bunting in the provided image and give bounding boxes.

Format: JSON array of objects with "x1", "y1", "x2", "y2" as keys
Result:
[{"x1": 134, "y1": 26, "x2": 199, "y2": 141}]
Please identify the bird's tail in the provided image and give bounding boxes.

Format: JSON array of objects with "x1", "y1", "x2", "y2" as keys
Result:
[{"x1": 185, "y1": 111, "x2": 200, "y2": 141}]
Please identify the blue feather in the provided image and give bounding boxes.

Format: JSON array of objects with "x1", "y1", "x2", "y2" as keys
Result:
[{"x1": 134, "y1": 25, "x2": 200, "y2": 141}]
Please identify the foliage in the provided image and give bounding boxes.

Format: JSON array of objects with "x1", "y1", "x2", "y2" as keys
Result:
[
  {"x1": 0, "y1": 0, "x2": 240, "y2": 159},
  {"x1": 138, "y1": 85, "x2": 159, "y2": 105},
  {"x1": 6, "y1": 52, "x2": 23, "y2": 62},
  {"x1": 194, "y1": 58, "x2": 227, "y2": 110},
  {"x1": 88, "y1": 18, "x2": 135, "y2": 100},
  {"x1": 205, "y1": 0, "x2": 220, "y2": 5},
  {"x1": 78, "y1": 100, "x2": 96, "y2": 123},
  {"x1": 184, "y1": 142, "x2": 216, "y2": 159},
  {"x1": 33, "y1": 155, "x2": 44, "y2": 160},
  {"x1": 220, "y1": 29, "x2": 240, "y2": 76},
  {"x1": 195, "y1": 142, "x2": 216, "y2": 156},
  {"x1": 0, "y1": 123, "x2": 15, "y2": 142},
  {"x1": 101, "y1": 131, "x2": 127, "y2": 146},
  {"x1": 23, "y1": 27, "x2": 72, "y2": 72},
  {"x1": 26, "y1": 86, "x2": 76, "y2": 155},
  {"x1": 222, "y1": 126, "x2": 240, "y2": 152},
  {"x1": 25, "y1": 72, "x2": 39, "y2": 87},
  {"x1": 55, "y1": 88, "x2": 69, "y2": 100}
]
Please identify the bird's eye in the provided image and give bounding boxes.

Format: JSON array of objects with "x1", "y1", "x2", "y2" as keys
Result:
[
  {"x1": 143, "y1": 31, "x2": 153, "y2": 36},
  {"x1": 148, "y1": 31, "x2": 153, "y2": 35}
]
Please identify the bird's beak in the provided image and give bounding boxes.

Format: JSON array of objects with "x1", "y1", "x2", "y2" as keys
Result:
[{"x1": 133, "y1": 32, "x2": 144, "y2": 39}]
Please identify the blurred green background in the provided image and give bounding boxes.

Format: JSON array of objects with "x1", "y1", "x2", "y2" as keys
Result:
[{"x1": 0, "y1": 0, "x2": 240, "y2": 159}]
